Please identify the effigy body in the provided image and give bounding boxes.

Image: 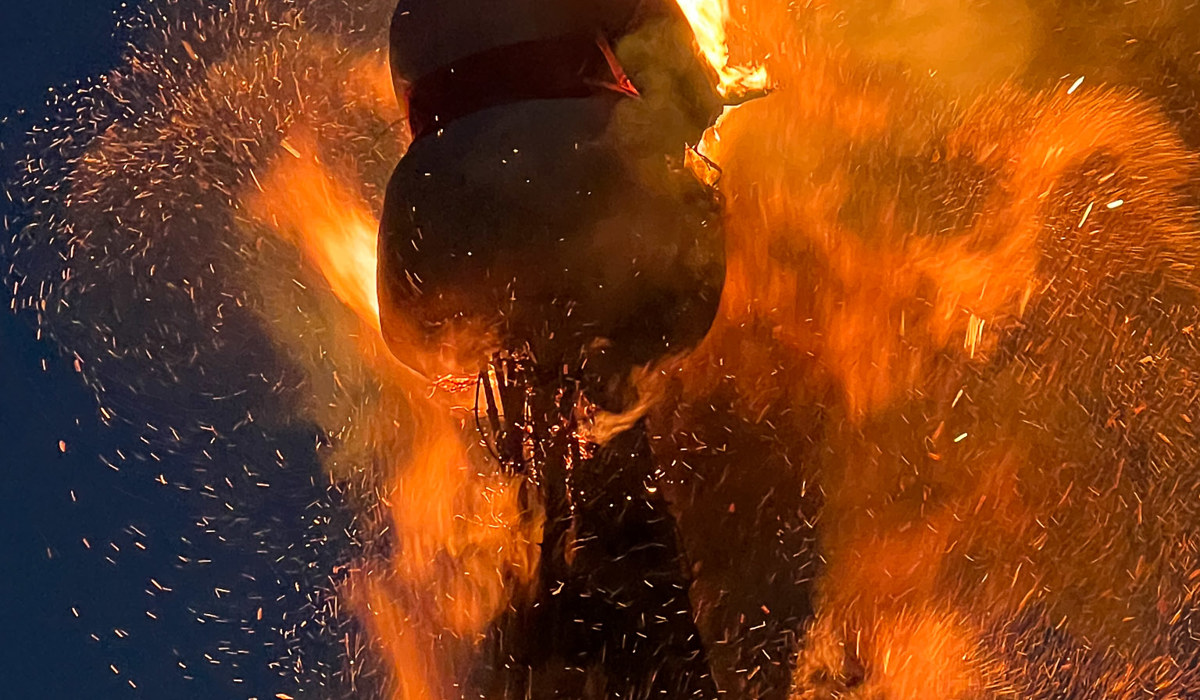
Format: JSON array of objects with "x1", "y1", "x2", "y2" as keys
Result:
[
  {"x1": 378, "y1": 1, "x2": 725, "y2": 697},
  {"x1": 379, "y1": 0, "x2": 724, "y2": 395}
]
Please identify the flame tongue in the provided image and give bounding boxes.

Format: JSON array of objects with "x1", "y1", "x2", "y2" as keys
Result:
[
  {"x1": 674, "y1": 0, "x2": 768, "y2": 96},
  {"x1": 247, "y1": 129, "x2": 381, "y2": 328}
]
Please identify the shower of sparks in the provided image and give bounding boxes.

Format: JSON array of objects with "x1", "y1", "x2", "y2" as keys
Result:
[{"x1": 5, "y1": 1, "x2": 407, "y2": 696}]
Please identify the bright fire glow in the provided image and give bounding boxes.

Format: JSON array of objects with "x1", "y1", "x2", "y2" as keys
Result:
[
  {"x1": 245, "y1": 101, "x2": 538, "y2": 700},
  {"x1": 674, "y1": 0, "x2": 769, "y2": 95},
  {"x1": 246, "y1": 130, "x2": 381, "y2": 327}
]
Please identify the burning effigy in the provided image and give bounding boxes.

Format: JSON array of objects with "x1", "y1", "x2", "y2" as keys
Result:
[
  {"x1": 7, "y1": 0, "x2": 1200, "y2": 698},
  {"x1": 372, "y1": 3, "x2": 725, "y2": 696}
]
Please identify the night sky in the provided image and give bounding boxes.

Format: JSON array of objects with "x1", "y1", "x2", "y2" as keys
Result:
[
  {"x1": 2, "y1": 3, "x2": 139, "y2": 696},
  {"x1": 0, "y1": 2, "x2": 334, "y2": 698}
]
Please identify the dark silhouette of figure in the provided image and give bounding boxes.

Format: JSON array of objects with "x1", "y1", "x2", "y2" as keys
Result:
[{"x1": 378, "y1": 1, "x2": 725, "y2": 697}]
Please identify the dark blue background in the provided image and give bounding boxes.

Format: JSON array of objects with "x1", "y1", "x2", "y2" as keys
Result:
[
  {"x1": 1, "y1": 3, "x2": 143, "y2": 696},
  {"x1": 0, "y1": 3, "x2": 342, "y2": 698}
]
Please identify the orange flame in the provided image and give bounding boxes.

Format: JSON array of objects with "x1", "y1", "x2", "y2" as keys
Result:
[
  {"x1": 674, "y1": 0, "x2": 769, "y2": 95},
  {"x1": 244, "y1": 87, "x2": 539, "y2": 699},
  {"x1": 230, "y1": 11, "x2": 1200, "y2": 700},
  {"x1": 246, "y1": 131, "x2": 381, "y2": 327},
  {"x1": 679, "y1": 10, "x2": 1200, "y2": 689}
]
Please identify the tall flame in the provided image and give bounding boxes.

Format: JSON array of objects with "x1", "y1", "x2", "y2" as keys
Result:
[
  {"x1": 243, "y1": 60, "x2": 540, "y2": 700},
  {"x1": 674, "y1": 0, "x2": 769, "y2": 95}
]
